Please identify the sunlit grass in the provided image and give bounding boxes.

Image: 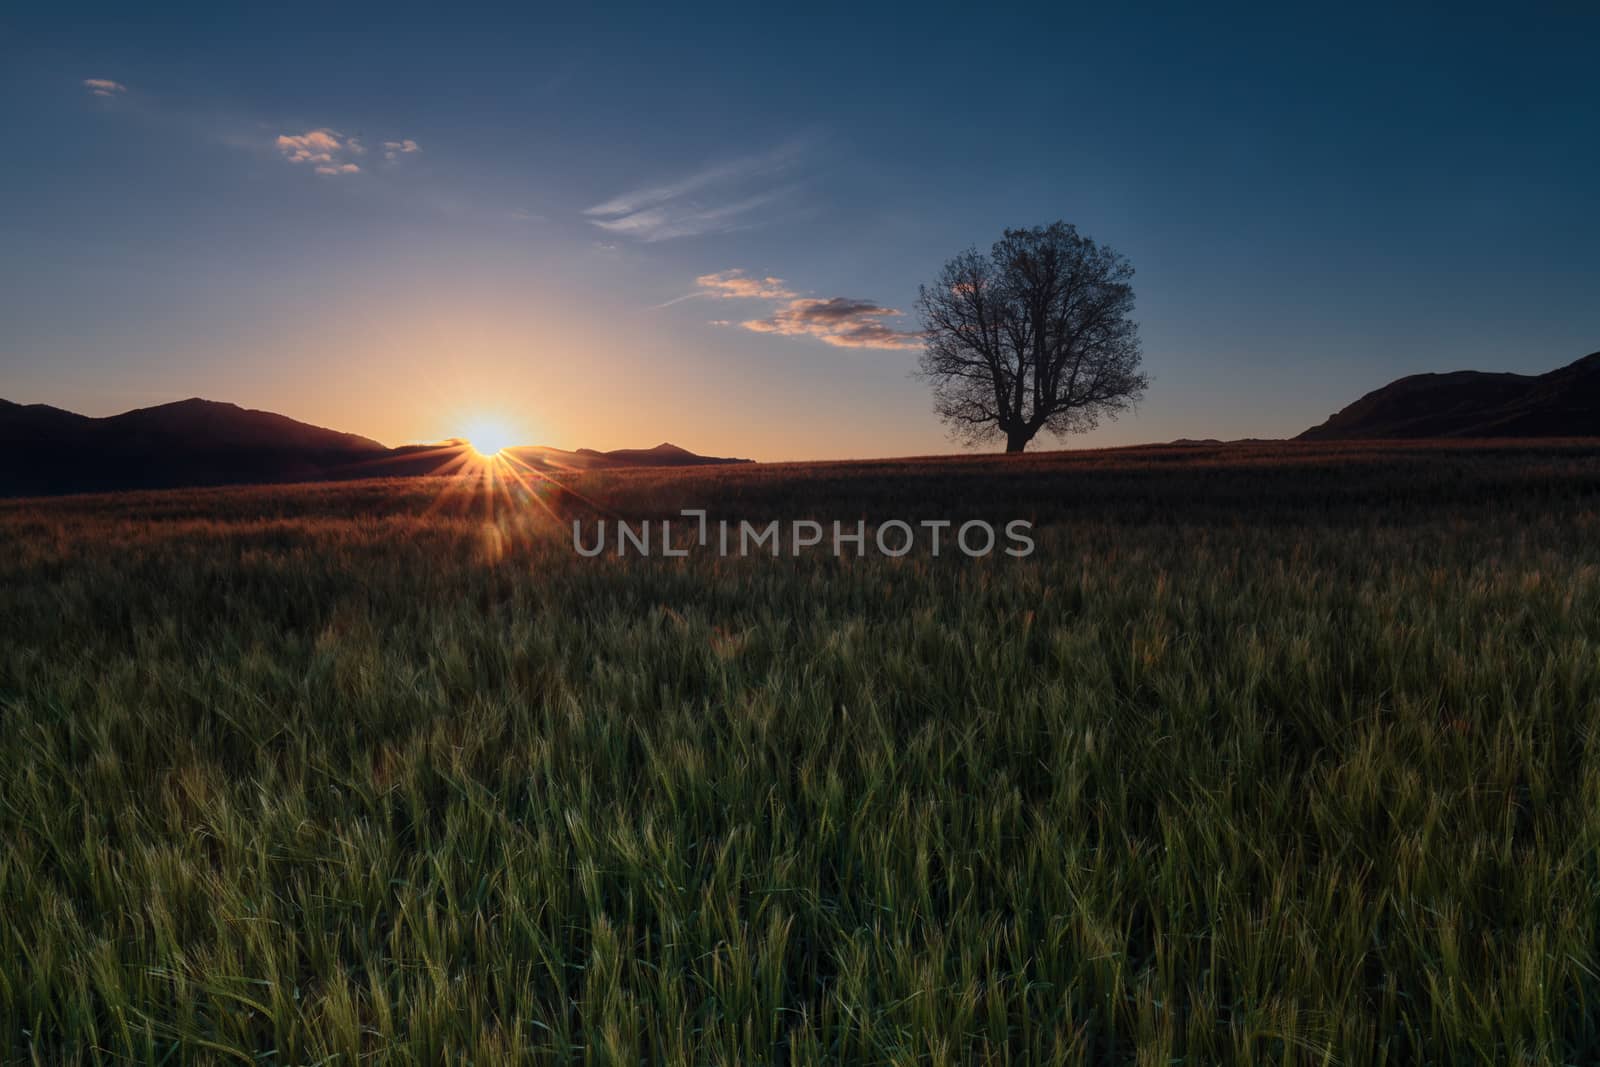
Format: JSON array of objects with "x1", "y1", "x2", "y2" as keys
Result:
[{"x1": 3, "y1": 441, "x2": 1600, "y2": 1064}]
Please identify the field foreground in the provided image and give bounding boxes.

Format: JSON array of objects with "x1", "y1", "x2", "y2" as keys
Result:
[{"x1": 4, "y1": 440, "x2": 1600, "y2": 1064}]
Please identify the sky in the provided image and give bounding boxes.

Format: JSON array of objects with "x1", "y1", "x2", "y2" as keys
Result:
[{"x1": 2, "y1": 4, "x2": 1597, "y2": 460}]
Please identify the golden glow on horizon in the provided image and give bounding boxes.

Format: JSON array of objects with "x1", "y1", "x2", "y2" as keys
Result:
[{"x1": 122, "y1": 285, "x2": 965, "y2": 462}]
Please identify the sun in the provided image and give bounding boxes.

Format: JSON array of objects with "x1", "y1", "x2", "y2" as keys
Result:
[{"x1": 462, "y1": 418, "x2": 516, "y2": 459}]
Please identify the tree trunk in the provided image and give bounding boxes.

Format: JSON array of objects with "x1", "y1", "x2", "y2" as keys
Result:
[{"x1": 1004, "y1": 428, "x2": 1030, "y2": 453}]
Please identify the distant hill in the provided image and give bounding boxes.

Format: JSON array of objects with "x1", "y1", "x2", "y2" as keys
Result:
[
  {"x1": 0, "y1": 398, "x2": 752, "y2": 497},
  {"x1": 0, "y1": 398, "x2": 389, "y2": 497},
  {"x1": 514, "y1": 442, "x2": 751, "y2": 470},
  {"x1": 1299, "y1": 351, "x2": 1600, "y2": 440}
]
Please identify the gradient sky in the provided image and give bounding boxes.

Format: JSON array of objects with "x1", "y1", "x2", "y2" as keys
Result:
[{"x1": 2, "y1": 4, "x2": 1597, "y2": 460}]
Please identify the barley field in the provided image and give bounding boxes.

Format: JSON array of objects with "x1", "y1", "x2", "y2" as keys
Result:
[{"x1": 4, "y1": 440, "x2": 1600, "y2": 1064}]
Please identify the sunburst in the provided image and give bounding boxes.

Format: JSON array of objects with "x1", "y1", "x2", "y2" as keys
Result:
[{"x1": 395, "y1": 422, "x2": 615, "y2": 561}]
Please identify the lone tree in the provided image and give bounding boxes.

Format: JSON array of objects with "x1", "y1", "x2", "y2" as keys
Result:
[{"x1": 917, "y1": 222, "x2": 1148, "y2": 452}]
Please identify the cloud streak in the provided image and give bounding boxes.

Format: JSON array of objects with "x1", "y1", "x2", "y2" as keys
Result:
[
  {"x1": 584, "y1": 142, "x2": 805, "y2": 241},
  {"x1": 84, "y1": 78, "x2": 126, "y2": 97}
]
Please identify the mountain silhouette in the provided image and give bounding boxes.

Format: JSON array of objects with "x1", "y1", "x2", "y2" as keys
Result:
[
  {"x1": 543, "y1": 442, "x2": 734, "y2": 469},
  {"x1": 1299, "y1": 351, "x2": 1600, "y2": 440},
  {"x1": 0, "y1": 398, "x2": 751, "y2": 497},
  {"x1": 102, "y1": 398, "x2": 388, "y2": 452}
]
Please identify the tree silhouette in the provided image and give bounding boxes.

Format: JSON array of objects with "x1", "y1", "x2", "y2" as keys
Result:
[{"x1": 917, "y1": 222, "x2": 1148, "y2": 452}]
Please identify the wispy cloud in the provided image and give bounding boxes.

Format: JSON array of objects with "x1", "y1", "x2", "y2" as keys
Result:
[
  {"x1": 83, "y1": 78, "x2": 126, "y2": 97},
  {"x1": 584, "y1": 141, "x2": 805, "y2": 242},
  {"x1": 384, "y1": 138, "x2": 421, "y2": 161},
  {"x1": 683, "y1": 269, "x2": 923, "y2": 350}
]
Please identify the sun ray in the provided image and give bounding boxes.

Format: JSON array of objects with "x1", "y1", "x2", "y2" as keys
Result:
[
  {"x1": 500, "y1": 449, "x2": 619, "y2": 518},
  {"x1": 400, "y1": 420, "x2": 625, "y2": 555}
]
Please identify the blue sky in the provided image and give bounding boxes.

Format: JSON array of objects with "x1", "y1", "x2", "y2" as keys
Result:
[{"x1": 2, "y1": 3, "x2": 1597, "y2": 458}]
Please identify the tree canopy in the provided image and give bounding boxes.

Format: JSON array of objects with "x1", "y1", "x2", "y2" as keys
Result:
[{"x1": 917, "y1": 222, "x2": 1147, "y2": 452}]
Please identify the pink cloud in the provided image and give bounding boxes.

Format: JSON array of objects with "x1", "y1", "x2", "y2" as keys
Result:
[
  {"x1": 83, "y1": 78, "x2": 126, "y2": 97},
  {"x1": 682, "y1": 267, "x2": 922, "y2": 350},
  {"x1": 696, "y1": 269, "x2": 796, "y2": 300},
  {"x1": 741, "y1": 297, "x2": 923, "y2": 350},
  {"x1": 276, "y1": 129, "x2": 346, "y2": 165}
]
